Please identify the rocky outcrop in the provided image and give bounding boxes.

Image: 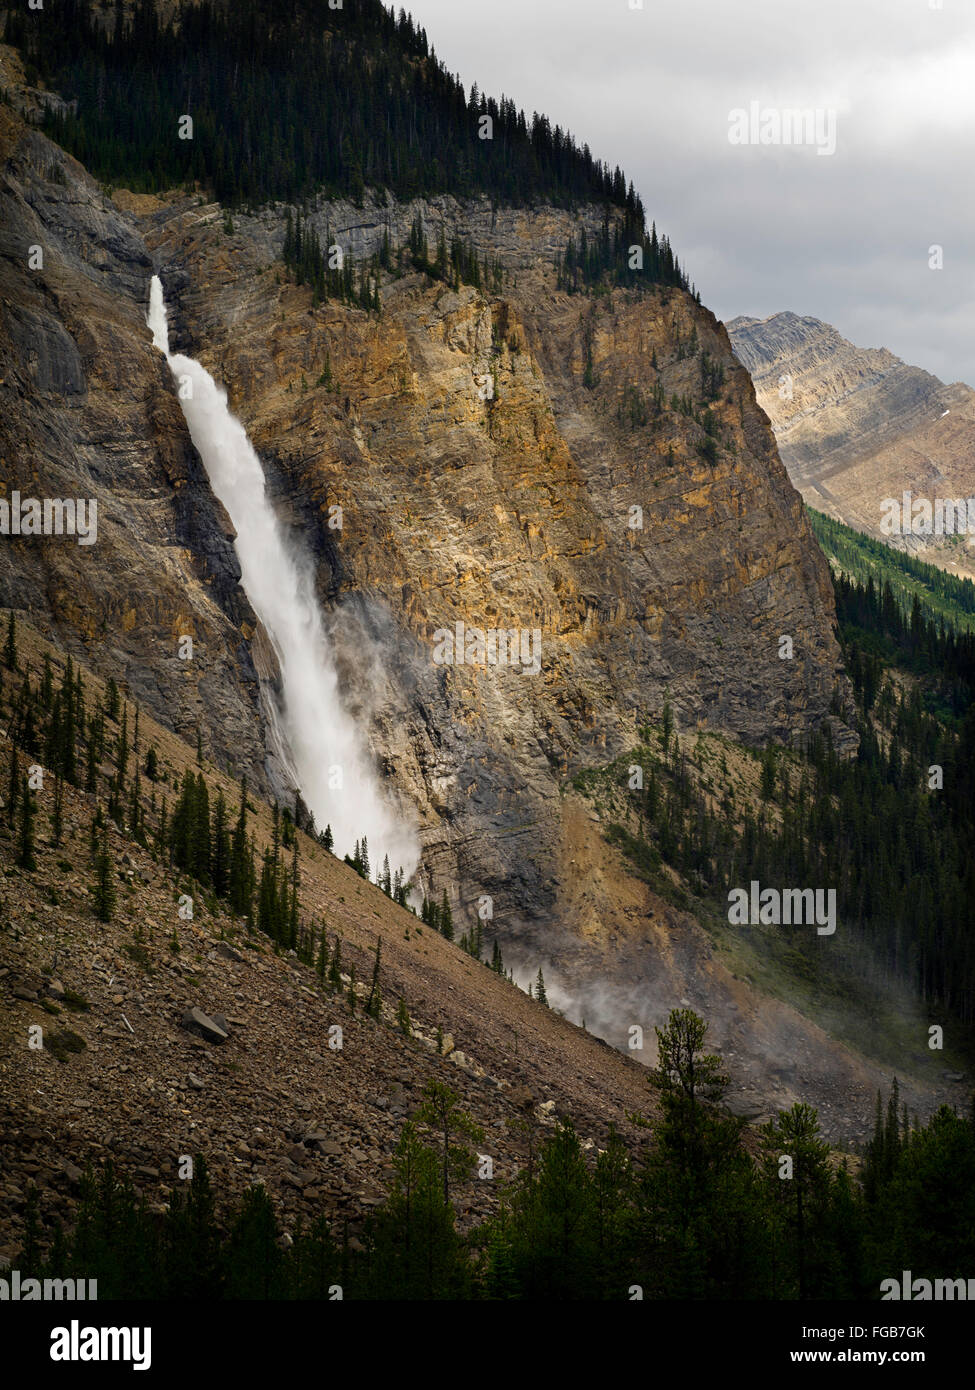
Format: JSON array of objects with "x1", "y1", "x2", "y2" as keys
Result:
[
  {"x1": 728, "y1": 311, "x2": 975, "y2": 574},
  {"x1": 0, "y1": 74, "x2": 268, "y2": 781},
  {"x1": 0, "y1": 50, "x2": 855, "y2": 1065},
  {"x1": 141, "y1": 191, "x2": 851, "y2": 944}
]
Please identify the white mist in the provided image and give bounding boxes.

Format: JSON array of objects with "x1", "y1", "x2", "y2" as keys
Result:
[{"x1": 147, "y1": 275, "x2": 418, "y2": 879}]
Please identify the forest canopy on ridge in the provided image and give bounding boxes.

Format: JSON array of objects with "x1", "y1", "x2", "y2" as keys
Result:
[{"x1": 5, "y1": 0, "x2": 652, "y2": 220}]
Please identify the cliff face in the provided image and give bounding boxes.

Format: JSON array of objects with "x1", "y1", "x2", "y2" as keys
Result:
[
  {"x1": 0, "y1": 61, "x2": 268, "y2": 781},
  {"x1": 0, "y1": 51, "x2": 916, "y2": 1135},
  {"x1": 141, "y1": 191, "x2": 849, "y2": 940},
  {"x1": 728, "y1": 311, "x2": 975, "y2": 572}
]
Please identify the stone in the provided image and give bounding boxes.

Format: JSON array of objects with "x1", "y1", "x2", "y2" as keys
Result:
[{"x1": 180, "y1": 1007, "x2": 229, "y2": 1044}]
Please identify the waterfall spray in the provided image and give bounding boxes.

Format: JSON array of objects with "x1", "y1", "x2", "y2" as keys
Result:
[{"x1": 147, "y1": 275, "x2": 418, "y2": 879}]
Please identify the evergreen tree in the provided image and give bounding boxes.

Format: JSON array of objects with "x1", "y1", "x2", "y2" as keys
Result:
[
  {"x1": 224, "y1": 1182, "x2": 284, "y2": 1299},
  {"x1": 760, "y1": 1102, "x2": 834, "y2": 1299},
  {"x1": 439, "y1": 888, "x2": 453, "y2": 941},
  {"x1": 366, "y1": 938, "x2": 382, "y2": 1019},
  {"x1": 3, "y1": 611, "x2": 17, "y2": 671},
  {"x1": 415, "y1": 1079, "x2": 484, "y2": 1205},
  {"x1": 211, "y1": 789, "x2": 230, "y2": 898},
  {"x1": 92, "y1": 823, "x2": 116, "y2": 922},
  {"x1": 105, "y1": 677, "x2": 120, "y2": 722},
  {"x1": 228, "y1": 779, "x2": 254, "y2": 921},
  {"x1": 363, "y1": 1122, "x2": 468, "y2": 1299}
]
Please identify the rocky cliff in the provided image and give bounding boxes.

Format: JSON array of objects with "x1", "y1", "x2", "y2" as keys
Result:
[
  {"x1": 2, "y1": 49, "x2": 894, "y2": 1127},
  {"x1": 728, "y1": 311, "x2": 975, "y2": 574},
  {"x1": 0, "y1": 45, "x2": 269, "y2": 782},
  {"x1": 140, "y1": 190, "x2": 849, "y2": 948}
]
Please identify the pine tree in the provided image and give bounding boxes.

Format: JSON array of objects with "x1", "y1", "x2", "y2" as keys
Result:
[
  {"x1": 321, "y1": 823, "x2": 334, "y2": 853},
  {"x1": 92, "y1": 824, "x2": 116, "y2": 922},
  {"x1": 491, "y1": 938, "x2": 504, "y2": 975},
  {"x1": 760, "y1": 1102, "x2": 832, "y2": 1300},
  {"x1": 535, "y1": 967, "x2": 548, "y2": 1005},
  {"x1": 3, "y1": 611, "x2": 17, "y2": 671},
  {"x1": 105, "y1": 677, "x2": 120, "y2": 722},
  {"x1": 440, "y1": 888, "x2": 453, "y2": 941},
  {"x1": 366, "y1": 939, "x2": 382, "y2": 1019},
  {"x1": 228, "y1": 779, "x2": 253, "y2": 920},
  {"x1": 416, "y1": 1079, "x2": 484, "y2": 1205},
  {"x1": 211, "y1": 789, "x2": 230, "y2": 898},
  {"x1": 287, "y1": 838, "x2": 299, "y2": 950}
]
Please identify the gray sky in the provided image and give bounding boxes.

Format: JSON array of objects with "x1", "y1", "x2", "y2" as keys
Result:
[{"x1": 405, "y1": 0, "x2": 975, "y2": 385}]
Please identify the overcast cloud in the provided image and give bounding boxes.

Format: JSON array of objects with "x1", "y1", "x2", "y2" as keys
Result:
[{"x1": 405, "y1": 0, "x2": 975, "y2": 385}]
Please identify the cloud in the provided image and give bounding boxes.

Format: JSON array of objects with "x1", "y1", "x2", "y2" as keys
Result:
[{"x1": 406, "y1": 0, "x2": 975, "y2": 384}]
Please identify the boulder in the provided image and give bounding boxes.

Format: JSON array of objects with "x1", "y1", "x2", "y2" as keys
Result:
[{"x1": 180, "y1": 1007, "x2": 229, "y2": 1044}]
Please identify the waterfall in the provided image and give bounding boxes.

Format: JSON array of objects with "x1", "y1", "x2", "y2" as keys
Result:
[{"x1": 147, "y1": 275, "x2": 418, "y2": 880}]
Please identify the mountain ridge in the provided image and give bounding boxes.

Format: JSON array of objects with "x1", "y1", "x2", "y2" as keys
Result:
[{"x1": 728, "y1": 310, "x2": 975, "y2": 578}]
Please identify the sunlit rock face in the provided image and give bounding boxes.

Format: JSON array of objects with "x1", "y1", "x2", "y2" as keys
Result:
[
  {"x1": 0, "y1": 73, "x2": 872, "y2": 1133},
  {"x1": 0, "y1": 99, "x2": 268, "y2": 784},
  {"x1": 729, "y1": 311, "x2": 975, "y2": 576},
  {"x1": 144, "y1": 191, "x2": 849, "y2": 942}
]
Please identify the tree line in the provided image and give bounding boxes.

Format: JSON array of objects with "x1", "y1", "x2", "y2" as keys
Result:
[
  {"x1": 9, "y1": 0, "x2": 658, "y2": 221},
  {"x1": 587, "y1": 564, "x2": 975, "y2": 1025},
  {"x1": 0, "y1": 612, "x2": 549, "y2": 1002},
  {"x1": 14, "y1": 1010, "x2": 975, "y2": 1299}
]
